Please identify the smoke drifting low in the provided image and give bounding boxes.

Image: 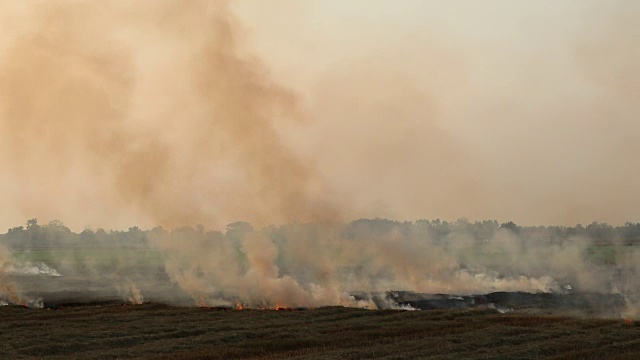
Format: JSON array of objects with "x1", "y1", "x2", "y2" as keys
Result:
[{"x1": 1, "y1": 219, "x2": 639, "y2": 318}]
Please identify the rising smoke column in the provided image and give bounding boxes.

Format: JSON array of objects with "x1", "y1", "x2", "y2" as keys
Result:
[
  {"x1": 182, "y1": 0, "x2": 340, "y2": 226},
  {"x1": 0, "y1": 245, "x2": 24, "y2": 305},
  {"x1": 0, "y1": 2, "x2": 161, "y2": 229},
  {"x1": 0, "y1": 0, "x2": 342, "y2": 309},
  {"x1": 0, "y1": 0, "x2": 339, "y2": 231},
  {"x1": 1, "y1": 1, "x2": 640, "y2": 229}
]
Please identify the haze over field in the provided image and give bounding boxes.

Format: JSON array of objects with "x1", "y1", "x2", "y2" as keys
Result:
[
  {"x1": 0, "y1": 1, "x2": 639, "y2": 319},
  {"x1": 1, "y1": 219, "x2": 639, "y2": 318},
  {"x1": 0, "y1": 0, "x2": 639, "y2": 230}
]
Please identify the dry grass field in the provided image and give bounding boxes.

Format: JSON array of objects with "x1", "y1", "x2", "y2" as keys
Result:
[{"x1": 1, "y1": 304, "x2": 639, "y2": 359}]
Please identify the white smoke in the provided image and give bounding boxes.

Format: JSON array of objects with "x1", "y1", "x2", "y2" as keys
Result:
[{"x1": 6, "y1": 262, "x2": 62, "y2": 277}]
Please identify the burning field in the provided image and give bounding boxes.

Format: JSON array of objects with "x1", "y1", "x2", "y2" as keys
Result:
[
  {"x1": 0, "y1": 0, "x2": 639, "y2": 316},
  {"x1": 1, "y1": 219, "x2": 640, "y2": 318},
  {"x1": 1, "y1": 0, "x2": 640, "y2": 358},
  {"x1": 3, "y1": 219, "x2": 640, "y2": 358}
]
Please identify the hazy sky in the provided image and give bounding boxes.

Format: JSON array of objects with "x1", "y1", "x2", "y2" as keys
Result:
[
  {"x1": 0, "y1": 1, "x2": 638, "y2": 230},
  {"x1": 233, "y1": 0, "x2": 640, "y2": 225}
]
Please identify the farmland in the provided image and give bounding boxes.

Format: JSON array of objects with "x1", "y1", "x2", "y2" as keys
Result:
[
  {"x1": 2, "y1": 220, "x2": 640, "y2": 358},
  {"x1": 1, "y1": 304, "x2": 639, "y2": 359}
]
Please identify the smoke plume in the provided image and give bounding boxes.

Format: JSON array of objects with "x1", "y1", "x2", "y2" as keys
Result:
[
  {"x1": 1, "y1": 1, "x2": 638, "y2": 228},
  {"x1": 0, "y1": 1, "x2": 638, "y2": 318},
  {"x1": 0, "y1": 0, "x2": 337, "y2": 231}
]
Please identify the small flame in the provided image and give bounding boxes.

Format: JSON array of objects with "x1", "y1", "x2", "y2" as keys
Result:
[{"x1": 198, "y1": 295, "x2": 207, "y2": 308}]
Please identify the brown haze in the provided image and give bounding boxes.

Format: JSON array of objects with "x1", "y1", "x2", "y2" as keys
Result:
[
  {"x1": 0, "y1": 0, "x2": 639, "y2": 230},
  {"x1": 0, "y1": 0, "x2": 638, "y2": 320},
  {"x1": 234, "y1": 0, "x2": 640, "y2": 226},
  {"x1": 0, "y1": 0, "x2": 338, "y2": 231}
]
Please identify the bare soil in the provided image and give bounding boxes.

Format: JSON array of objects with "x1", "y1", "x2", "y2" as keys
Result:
[{"x1": 1, "y1": 304, "x2": 639, "y2": 359}]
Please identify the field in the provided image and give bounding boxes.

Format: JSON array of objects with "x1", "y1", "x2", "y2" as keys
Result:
[
  {"x1": 1, "y1": 304, "x2": 639, "y2": 359},
  {"x1": 3, "y1": 233, "x2": 639, "y2": 359}
]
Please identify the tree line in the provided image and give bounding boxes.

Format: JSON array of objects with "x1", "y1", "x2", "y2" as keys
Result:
[{"x1": 1, "y1": 218, "x2": 639, "y2": 250}]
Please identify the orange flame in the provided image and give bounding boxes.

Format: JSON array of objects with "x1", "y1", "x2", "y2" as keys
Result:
[{"x1": 198, "y1": 295, "x2": 207, "y2": 308}]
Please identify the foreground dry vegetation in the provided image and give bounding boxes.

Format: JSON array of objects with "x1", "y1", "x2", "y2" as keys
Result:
[{"x1": 1, "y1": 304, "x2": 639, "y2": 359}]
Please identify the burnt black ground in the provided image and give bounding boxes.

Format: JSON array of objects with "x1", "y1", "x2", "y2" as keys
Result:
[
  {"x1": 8, "y1": 273, "x2": 631, "y2": 316},
  {"x1": 383, "y1": 291, "x2": 627, "y2": 318}
]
